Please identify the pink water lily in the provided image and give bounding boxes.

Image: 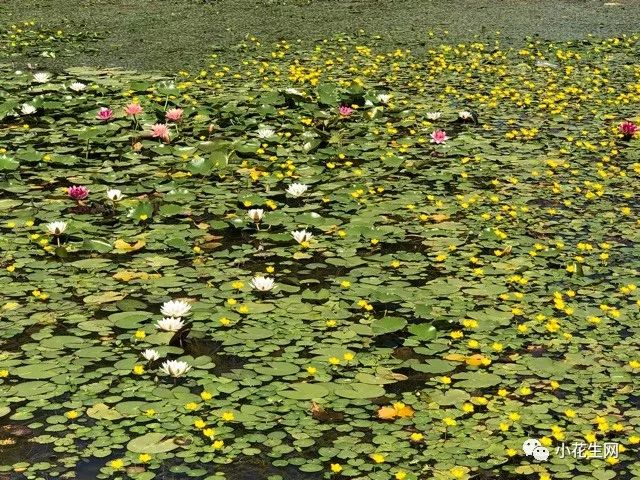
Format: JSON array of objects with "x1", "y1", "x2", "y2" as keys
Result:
[
  {"x1": 97, "y1": 107, "x2": 113, "y2": 121},
  {"x1": 339, "y1": 105, "x2": 353, "y2": 117},
  {"x1": 67, "y1": 185, "x2": 89, "y2": 201},
  {"x1": 165, "y1": 108, "x2": 184, "y2": 122},
  {"x1": 430, "y1": 129, "x2": 449, "y2": 144},
  {"x1": 619, "y1": 121, "x2": 638, "y2": 138},
  {"x1": 150, "y1": 123, "x2": 170, "y2": 142},
  {"x1": 124, "y1": 103, "x2": 143, "y2": 116}
]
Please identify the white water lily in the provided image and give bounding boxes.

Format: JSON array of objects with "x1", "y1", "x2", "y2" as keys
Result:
[
  {"x1": 250, "y1": 276, "x2": 276, "y2": 292},
  {"x1": 291, "y1": 229, "x2": 313, "y2": 244},
  {"x1": 426, "y1": 112, "x2": 442, "y2": 120},
  {"x1": 247, "y1": 208, "x2": 264, "y2": 223},
  {"x1": 160, "y1": 360, "x2": 191, "y2": 377},
  {"x1": 142, "y1": 349, "x2": 160, "y2": 361},
  {"x1": 458, "y1": 110, "x2": 473, "y2": 120},
  {"x1": 155, "y1": 317, "x2": 185, "y2": 332},
  {"x1": 256, "y1": 127, "x2": 275, "y2": 139},
  {"x1": 285, "y1": 87, "x2": 303, "y2": 95},
  {"x1": 160, "y1": 300, "x2": 191, "y2": 318},
  {"x1": 33, "y1": 72, "x2": 51, "y2": 83},
  {"x1": 106, "y1": 188, "x2": 123, "y2": 201},
  {"x1": 376, "y1": 93, "x2": 391, "y2": 104},
  {"x1": 69, "y1": 82, "x2": 87, "y2": 92},
  {"x1": 286, "y1": 183, "x2": 308, "y2": 198},
  {"x1": 46, "y1": 221, "x2": 67, "y2": 235},
  {"x1": 21, "y1": 103, "x2": 36, "y2": 115}
]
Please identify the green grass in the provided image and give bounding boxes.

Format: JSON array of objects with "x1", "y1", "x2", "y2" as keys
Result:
[{"x1": 1, "y1": 0, "x2": 640, "y2": 71}]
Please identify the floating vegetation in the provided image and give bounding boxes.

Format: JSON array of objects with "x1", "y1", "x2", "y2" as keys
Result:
[{"x1": 0, "y1": 24, "x2": 639, "y2": 480}]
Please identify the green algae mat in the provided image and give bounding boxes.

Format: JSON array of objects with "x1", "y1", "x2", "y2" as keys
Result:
[{"x1": 1, "y1": 22, "x2": 640, "y2": 480}]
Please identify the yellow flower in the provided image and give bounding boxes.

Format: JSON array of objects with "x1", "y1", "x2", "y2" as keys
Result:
[
  {"x1": 564, "y1": 409, "x2": 576, "y2": 418},
  {"x1": 219, "y1": 317, "x2": 231, "y2": 326},
  {"x1": 328, "y1": 357, "x2": 340, "y2": 365},
  {"x1": 66, "y1": 410, "x2": 79, "y2": 420},
  {"x1": 443, "y1": 417, "x2": 457, "y2": 427},
  {"x1": 201, "y1": 391, "x2": 213, "y2": 401},
  {"x1": 326, "y1": 320, "x2": 337, "y2": 327},
  {"x1": 185, "y1": 402, "x2": 199, "y2": 411},
  {"x1": 343, "y1": 352, "x2": 354, "y2": 361},
  {"x1": 462, "y1": 403, "x2": 474, "y2": 413},
  {"x1": 340, "y1": 280, "x2": 351, "y2": 288},
  {"x1": 138, "y1": 453, "x2": 152, "y2": 463},
  {"x1": 395, "y1": 471, "x2": 407, "y2": 480},
  {"x1": 498, "y1": 388, "x2": 508, "y2": 397},
  {"x1": 203, "y1": 428, "x2": 216, "y2": 438},
  {"x1": 330, "y1": 463, "x2": 342, "y2": 473},
  {"x1": 110, "y1": 459, "x2": 124, "y2": 470},
  {"x1": 441, "y1": 376, "x2": 452, "y2": 384},
  {"x1": 450, "y1": 466, "x2": 466, "y2": 478},
  {"x1": 144, "y1": 409, "x2": 155, "y2": 417},
  {"x1": 134, "y1": 330, "x2": 146, "y2": 339},
  {"x1": 221, "y1": 411, "x2": 235, "y2": 421},
  {"x1": 194, "y1": 419, "x2": 206, "y2": 429},
  {"x1": 540, "y1": 437, "x2": 553, "y2": 447},
  {"x1": 133, "y1": 365, "x2": 145, "y2": 375},
  {"x1": 237, "y1": 305, "x2": 249, "y2": 314},
  {"x1": 410, "y1": 432, "x2": 424, "y2": 442},
  {"x1": 307, "y1": 366, "x2": 317, "y2": 375},
  {"x1": 212, "y1": 440, "x2": 224, "y2": 449},
  {"x1": 232, "y1": 281, "x2": 244, "y2": 289},
  {"x1": 506, "y1": 448, "x2": 517, "y2": 457},
  {"x1": 370, "y1": 453, "x2": 385, "y2": 463},
  {"x1": 508, "y1": 412, "x2": 520, "y2": 422},
  {"x1": 0, "y1": 370, "x2": 9, "y2": 378}
]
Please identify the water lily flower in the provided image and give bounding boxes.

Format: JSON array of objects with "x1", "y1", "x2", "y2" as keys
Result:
[
  {"x1": 376, "y1": 93, "x2": 391, "y2": 104},
  {"x1": 160, "y1": 360, "x2": 191, "y2": 377},
  {"x1": 430, "y1": 129, "x2": 449, "y2": 144},
  {"x1": 161, "y1": 300, "x2": 192, "y2": 318},
  {"x1": 67, "y1": 185, "x2": 89, "y2": 201},
  {"x1": 458, "y1": 110, "x2": 473, "y2": 120},
  {"x1": 619, "y1": 121, "x2": 638, "y2": 138},
  {"x1": 46, "y1": 221, "x2": 67, "y2": 235},
  {"x1": 286, "y1": 183, "x2": 308, "y2": 197},
  {"x1": 106, "y1": 189, "x2": 124, "y2": 201},
  {"x1": 124, "y1": 103, "x2": 143, "y2": 116},
  {"x1": 247, "y1": 208, "x2": 264, "y2": 223},
  {"x1": 250, "y1": 276, "x2": 276, "y2": 292},
  {"x1": 21, "y1": 103, "x2": 36, "y2": 115},
  {"x1": 256, "y1": 127, "x2": 275, "y2": 139},
  {"x1": 142, "y1": 349, "x2": 160, "y2": 361},
  {"x1": 69, "y1": 82, "x2": 87, "y2": 92},
  {"x1": 97, "y1": 107, "x2": 114, "y2": 121},
  {"x1": 291, "y1": 229, "x2": 313, "y2": 243},
  {"x1": 165, "y1": 108, "x2": 184, "y2": 122},
  {"x1": 339, "y1": 105, "x2": 353, "y2": 116},
  {"x1": 155, "y1": 317, "x2": 185, "y2": 332},
  {"x1": 426, "y1": 112, "x2": 442, "y2": 120},
  {"x1": 150, "y1": 123, "x2": 170, "y2": 142},
  {"x1": 32, "y1": 72, "x2": 51, "y2": 83}
]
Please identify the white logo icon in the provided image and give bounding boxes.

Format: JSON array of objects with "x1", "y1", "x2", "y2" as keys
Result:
[
  {"x1": 532, "y1": 446, "x2": 550, "y2": 461},
  {"x1": 523, "y1": 439, "x2": 549, "y2": 462}
]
